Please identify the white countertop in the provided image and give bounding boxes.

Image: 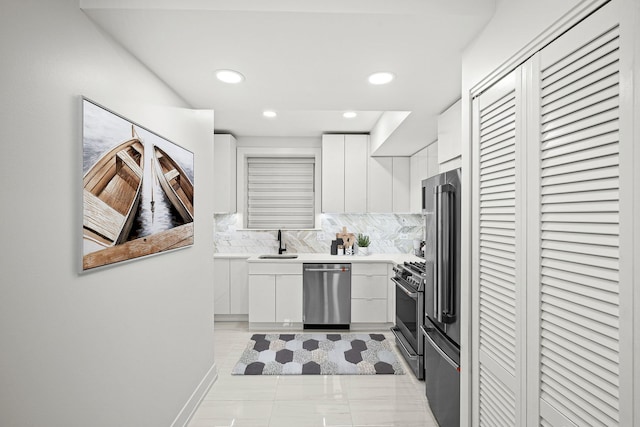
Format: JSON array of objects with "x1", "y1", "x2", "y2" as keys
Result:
[
  {"x1": 213, "y1": 253, "x2": 253, "y2": 259},
  {"x1": 245, "y1": 253, "x2": 422, "y2": 264}
]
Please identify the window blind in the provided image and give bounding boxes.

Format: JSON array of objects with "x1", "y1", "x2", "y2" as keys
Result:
[{"x1": 246, "y1": 157, "x2": 315, "y2": 229}]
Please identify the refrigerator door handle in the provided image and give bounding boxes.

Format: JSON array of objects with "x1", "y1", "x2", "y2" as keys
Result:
[
  {"x1": 421, "y1": 325, "x2": 459, "y2": 371},
  {"x1": 436, "y1": 183, "x2": 456, "y2": 324}
]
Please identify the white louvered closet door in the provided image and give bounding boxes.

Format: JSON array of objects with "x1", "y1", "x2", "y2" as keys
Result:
[
  {"x1": 472, "y1": 69, "x2": 525, "y2": 427},
  {"x1": 532, "y1": 2, "x2": 622, "y2": 426}
]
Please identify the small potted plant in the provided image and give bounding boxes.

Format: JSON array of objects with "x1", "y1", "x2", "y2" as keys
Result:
[{"x1": 356, "y1": 233, "x2": 370, "y2": 256}]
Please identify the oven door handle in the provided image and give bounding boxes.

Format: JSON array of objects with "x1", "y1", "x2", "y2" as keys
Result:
[
  {"x1": 391, "y1": 327, "x2": 417, "y2": 359},
  {"x1": 391, "y1": 277, "x2": 418, "y2": 299},
  {"x1": 421, "y1": 325, "x2": 459, "y2": 371}
]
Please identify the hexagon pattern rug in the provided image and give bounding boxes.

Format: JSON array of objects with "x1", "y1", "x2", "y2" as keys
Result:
[{"x1": 231, "y1": 333, "x2": 405, "y2": 375}]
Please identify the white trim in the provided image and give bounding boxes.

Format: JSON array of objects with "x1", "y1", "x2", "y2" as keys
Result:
[
  {"x1": 236, "y1": 146, "x2": 322, "y2": 229},
  {"x1": 468, "y1": 96, "x2": 481, "y2": 427},
  {"x1": 459, "y1": 92, "x2": 474, "y2": 427},
  {"x1": 214, "y1": 314, "x2": 249, "y2": 322},
  {"x1": 524, "y1": 52, "x2": 542, "y2": 427},
  {"x1": 630, "y1": 1, "x2": 640, "y2": 424},
  {"x1": 514, "y1": 64, "x2": 527, "y2": 427},
  {"x1": 617, "y1": 0, "x2": 637, "y2": 425},
  {"x1": 170, "y1": 362, "x2": 218, "y2": 427}
]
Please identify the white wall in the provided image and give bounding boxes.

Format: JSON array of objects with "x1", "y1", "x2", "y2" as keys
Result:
[
  {"x1": 0, "y1": 1, "x2": 215, "y2": 427},
  {"x1": 458, "y1": 1, "x2": 582, "y2": 426}
]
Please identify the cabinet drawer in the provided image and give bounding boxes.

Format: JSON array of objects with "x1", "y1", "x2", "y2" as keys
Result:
[
  {"x1": 249, "y1": 262, "x2": 301, "y2": 275},
  {"x1": 351, "y1": 299, "x2": 387, "y2": 323},
  {"x1": 351, "y1": 275, "x2": 388, "y2": 299},
  {"x1": 352, "y1": 263, "x2": 388, "y2": 276}
]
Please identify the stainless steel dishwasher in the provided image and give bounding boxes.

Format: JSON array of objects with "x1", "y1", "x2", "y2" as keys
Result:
[{"x1": 303, "y1": 263, "x2": 351, "y2": 329}]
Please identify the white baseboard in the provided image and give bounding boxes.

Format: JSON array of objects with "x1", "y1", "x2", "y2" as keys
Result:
[
  {"x1": 170, "y1": 361, "x2": 218, "y2": 427},
  {"x1": 214, "y1": 314, "x2": 248, "y2": 322},
  {"x1": 246, "y1": 322, "x2": 392, "y2": 332}
]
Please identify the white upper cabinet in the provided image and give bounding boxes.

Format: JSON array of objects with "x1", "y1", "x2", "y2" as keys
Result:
[
  {"x1": 321, "y1": 134, "x2": 345, "y2": 212},
  {"x1": 367, "y1": 156, "x2": 393, "y2": 213},
  {"x1": 321, "y1": 134, "x2": 368, "y2": 213},
  {"x1": 367, "y1": 156, "x2": 410, "y2": 213},
  {"x1": 213, "y1": 134, "x2": 237, "y2": 212},
  {"x1": 392, "y1": 157, "x2": 410, "y2": 212},
  {"x1": 344, "y1": 135, "x2": 368, "y2": 212},
  {"x1": 410, "y1": 143, "x2": 438, "y2": 213},
  {"x1": 322, "y1": 134, "x2": 410, "y2": 213},
  {"x1": 438, "y1": 100, "x2": 462, "y2": 172}
]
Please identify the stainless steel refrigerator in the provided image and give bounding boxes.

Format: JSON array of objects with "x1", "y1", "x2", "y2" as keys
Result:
[{"x1": 420, "y1": 168, "x2": 461, "y2": 427}]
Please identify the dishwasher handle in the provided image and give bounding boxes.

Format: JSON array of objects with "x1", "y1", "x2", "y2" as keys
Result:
[{"x1": 303, "y1": 267, "x2": 350, "y2": 272}]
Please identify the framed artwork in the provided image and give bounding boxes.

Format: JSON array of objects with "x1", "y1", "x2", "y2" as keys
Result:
[{"x1": 82, "y1": 98, "x2": 194, "y2": 271}]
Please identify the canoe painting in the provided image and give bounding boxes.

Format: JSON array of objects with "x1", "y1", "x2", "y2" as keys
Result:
[
  {"x1": 152, "y1": 145, "x2": 194, "y2": 223},
  {"x1": 82, "y1": 98, "x2": 194, "y2": 271},
  {"x1": 83, "y1": 127, "x2": 144, "y2": 249}
]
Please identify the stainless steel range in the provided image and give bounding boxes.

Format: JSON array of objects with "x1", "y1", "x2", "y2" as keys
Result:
[{"x1": 391, "y1": 260, "x2": 426, "y2": 379}]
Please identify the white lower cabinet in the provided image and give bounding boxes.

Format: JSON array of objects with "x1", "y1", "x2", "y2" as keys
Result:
[
  {"x1": 248, "y1": 275, "x2": 276, "y2": 323},
  {"x1": 275, "y1": 275, "x2": 303, "y2": 323},
  {"x1": 214, "y1": 257, "x2": 249, "y2": 316},
  {"x1": 351, "y1": 299, "x2": 387, "y2": 323},
  {"x1": 229, "y1": 259, "x2": 248, "y2": 314},
  {"x1": 213, "y1": 258, "x2": 230, "y2": 314},
  {"x1": 248, "y1": 261, "x2": 391, "y2": 326},
  {"x1": 248, "y1": 262, "x2": 302, "y2": 324},
  {"x1": 350, "y1": 263, "x2": 388, "y2": 323}
]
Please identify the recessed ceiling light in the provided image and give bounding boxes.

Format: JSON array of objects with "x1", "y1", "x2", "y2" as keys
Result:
[
  {"x1": 215, "y1": 69, "x2": 244, "y2": 84},
  {"x1": 263, "y1": 110, "x2": 277, "y2": 118},
  {"x1": 343, "y1": 111, "x2": 357, "y2": 119},
  {"x1": 368, "y1": 72, "x2": 395, "y2": 85}
]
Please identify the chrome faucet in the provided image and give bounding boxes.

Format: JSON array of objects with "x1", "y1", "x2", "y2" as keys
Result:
[{"x1": 277, "y1": 229, "x2": 287, "y2": 254}]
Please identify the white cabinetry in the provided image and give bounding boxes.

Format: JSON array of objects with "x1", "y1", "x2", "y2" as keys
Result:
[
  {"x1": 392, "y1": 157, "x2": 410, "y2": 212},
  {"x1": 229, "y1": 259, "x2": 249, "y2": 314},
  {"x1": 367, "y1": 157, "x2": 393, "y2": 212},
  {"x1": 213, "y1": 258, "x2": 230, "y2": 314},
  {"x1": 368, "y1": 156, "x2": 411, "y2": 213},
  {"x1": 275, "y1": 275, "x2": 303, "y2": 323},
  {"x1": 248, "y1": 275, "x2": 275, "y2": 323},
  {"x1": 213, "y1": 134, "x2": 237, "y2": 212},
  {"x1": 321, "y1": 134, "x2": 368, "y2": 212},
  {"x1": 321, "y1": 135, "x2": 344, "y2": 212},
  {"x1": 214, "y1": 257, "x2": 249, "y2": 317},
  {"x1": 410, "y1": 143, "x2": 439, "y2": 212},
  {"x1": 350, "y1": 263, "x2": 388, "y2": 323},
  {"x1": 322, "y1": 134, "x2": 409, "y2": 213},
  {"x1": 437, "y1": 100, "x2": 462, "y2": 172},
  {"x1": 248, "y1": 262, "x2": 302, "y2": 325}
]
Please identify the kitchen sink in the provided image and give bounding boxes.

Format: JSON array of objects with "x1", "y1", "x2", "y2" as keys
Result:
[{"x1": 258, "y1": 254, "x2": 298, "y2": 259}]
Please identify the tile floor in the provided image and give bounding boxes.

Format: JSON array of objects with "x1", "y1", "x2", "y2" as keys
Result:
[{"x1": 187, "y1": 322, "x2": 439, "y2": 427}]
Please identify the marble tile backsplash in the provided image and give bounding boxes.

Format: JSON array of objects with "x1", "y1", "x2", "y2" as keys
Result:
[{"x1": 214, "y1": 213, "x2": 424, "y2": 255}]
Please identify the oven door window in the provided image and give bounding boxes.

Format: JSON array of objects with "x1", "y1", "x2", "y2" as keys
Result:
[{"x1": 396, "y1": 283, "x2": 419, "y2": 352}]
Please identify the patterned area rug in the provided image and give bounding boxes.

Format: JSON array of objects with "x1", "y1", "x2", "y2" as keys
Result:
[{"x1": 231, "y1": 333, "x2": 404, "y2": 375}]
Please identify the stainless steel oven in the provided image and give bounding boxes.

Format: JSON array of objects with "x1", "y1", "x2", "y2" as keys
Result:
[{"x1": 391, "y1": 261, "x2": 426, "y2": 379}]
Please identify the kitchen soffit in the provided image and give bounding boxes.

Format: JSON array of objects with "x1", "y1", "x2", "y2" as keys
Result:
[{"x1": 80, "y1": 0, "x2": 495, "y2": 156}]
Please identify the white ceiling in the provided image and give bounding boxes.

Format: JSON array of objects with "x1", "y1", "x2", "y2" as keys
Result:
[{"x1": 81, "y1": 0, "x2": 495, "y2": 156}]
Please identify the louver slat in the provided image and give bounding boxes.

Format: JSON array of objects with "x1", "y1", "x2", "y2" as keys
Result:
[
  {"x1": 538, "y1": 21, "x2": 621, "y2": 427},
  {"x1": 479, "y1": 366, "x2": 516, "y2": 427},
  {"x1": 477, "y1": 72, "x2": 519, "y2": 426}
]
